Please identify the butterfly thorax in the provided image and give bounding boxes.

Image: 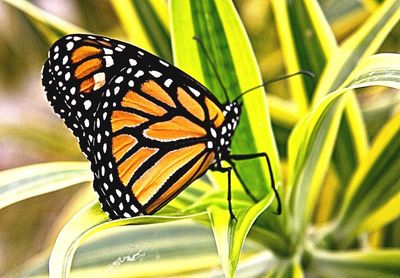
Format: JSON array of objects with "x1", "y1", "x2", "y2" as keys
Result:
[{"x1": 208, "y1": 101, "x2": 241, "y2": 165}]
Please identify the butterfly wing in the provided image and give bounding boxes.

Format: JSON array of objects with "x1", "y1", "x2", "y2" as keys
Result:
[
  {"x1": 42, "y1": 34, "x2": 225, "y2": 219},
  {"x1": 42, "y1": 34, "x2": 136, "y2": 160}
]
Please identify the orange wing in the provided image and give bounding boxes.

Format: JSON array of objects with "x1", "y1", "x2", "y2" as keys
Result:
[{"x1": 108, "y1": 83, "x2": 223, "y2": 214}]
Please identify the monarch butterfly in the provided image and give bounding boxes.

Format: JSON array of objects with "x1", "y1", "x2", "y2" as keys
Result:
[{"x1": 42, "y1": 34, "x2": 279, "y2": 220}]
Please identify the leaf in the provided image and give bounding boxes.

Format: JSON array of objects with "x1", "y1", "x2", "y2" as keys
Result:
[
  {"x1": 287, "y1": 90, "x2": 348, "y2": 243},
  {"x1": 170, "y1": 1, "x2": 281, "y2": 276},
  {"x1": 331, "y1": 112, "x2": 400, "y2": 246},
  {"x1": 208, "y1": 192, "x2": 275, "y2": 277},
  {"x1": 287, "y1": 52, "x2": 400, "y2": 244},
  {"x1": 320, "y1": 0, "x2": 372, "y2": 41},
  {"x1": 49, "y1": 200, "x2": 208, "y2": 278},
  {"x1": 268, "y1": 96, "x2": 300, "y2": 128},
  {"x1": 171, "y1": 0, "x2": 280, "y2": 197},
  {"x1": 0, "y1": 162, "x2": 91, "y2": 209},
  {"x1": 1, "y1": 0, "x2": 86, "y2": 43},
  {"x1": 267, "y1": 257, "x2": 304, "y2": 278},
  {"x1": 271, "y1": 0, "x2": 337, "y2": 112},
  {"x1": 109, "y1": 0, "x2": 171, "y2": 61},
  {"x1": 314, "y1": 0, "x2": 400, "y2": 188},
  {"x1": 15, "y1": 223, "x2": 276, "y2": 278},
  {"x1": 313, "y1": 0, "x2": 400, "y2": 100},
  {"x1": 309, "y1": 248, "x2": 400, "y2": 278},
  {"x1": 344, "y1": 53, "x2": 400, "y2": 89}
]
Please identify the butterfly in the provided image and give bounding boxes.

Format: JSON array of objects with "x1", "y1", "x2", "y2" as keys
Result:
[{"x1": 42, "y1": 34, "x2": 279, "y2": 220}]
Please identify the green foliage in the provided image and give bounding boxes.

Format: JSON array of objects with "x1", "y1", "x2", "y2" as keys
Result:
[{"x1": 1, "y1": 0, "x2": 400, "y2": 277}]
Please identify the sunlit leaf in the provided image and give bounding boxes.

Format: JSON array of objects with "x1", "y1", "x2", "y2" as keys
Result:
[
  {"x1": 49, "y1": 200, "x2": 208, "y2": 278},
  {"x1": 332, "y1": 112, "x2": 400, "y2": 246},
  {"x1": 272, "y1": 0, "x2": 338, "y2": 111},
  {"x1": 1, "y1": 0, "x2": 86, "y2": 43},
  {"x1": 309, "y1": 248, "x2": 400, "y2": 277},
  {"x1": 313, "y1": 0, "x2": 400, "y2": 187},
  {"x1": 208, "y1": 192, "x2": 275, "y2": 277},
  {"x1": 170, "y1": 0, "x2": 281, "y2": 276},
  {"x1": 0, "y1": 162, "x2": 91, "y2": 209},
  {"x1": 109, "y1": 0, "x2": 171, "y2": 60}
]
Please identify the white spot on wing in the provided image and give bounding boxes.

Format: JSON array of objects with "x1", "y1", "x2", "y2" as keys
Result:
[
  {"x1": 131, "y1": 205, "x2": 139, "y2": 213},
  {"x1": 188, "y1": 86, "x2": 201, "y2": 97},
  {"x1": 84, "y1": 100, "x2": 92, "y2": 110},
  {"x1": 164, "y1": 79, "x2": 172, "y2": 87},
  {"x1": 104, "y1": 48, "x2": 113, "y2": 55},
  {"x1": 134, "y1": 70, "x2": 144, "y2": 78},
  {"x1": 129, "y1": 59, "x2": 137, "y2": 66},
  {"x1": 221, "y1": 126, "x2": 227, "y2": 135},
  {"x1": 104, "y1": 56, "x2": 114, "y2": 67},
  {"x1": 159, "y1": 60, "x2": 169, "y2": 67},
  {"x1": 66, "y1": 42, "x2": 74, "y2": 51},
  {"x1": 115, "y1": 76, "x2": 124, "y2": 84},
  {"x1": 210, "y1": 128, "x2": 217, "y2": 138},
  {"x1": 116, "y1": 189, "x2": 122, "y2": 197},
  {"x1": 62, "y1": 55, "x2": 68, "y2": 65},
  {"x1": 149, "y1": 70, "x2": 162, "y2": 78},
  {"x1": 93, "y1": 72, "x2": 106, "y2": 90}
]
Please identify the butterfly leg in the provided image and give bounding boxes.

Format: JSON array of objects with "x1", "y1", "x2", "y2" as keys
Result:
[
  {"x1": 212, "y1": 165, "x2": 237, "y2": 221},
  {"x1": 229, "y1": 152, "x2": 282, "y2": 215},
  {"x1": 227, "y1": 159, "x2": 258, "y2": 202}
]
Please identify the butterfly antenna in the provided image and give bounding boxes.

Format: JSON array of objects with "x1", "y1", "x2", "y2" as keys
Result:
[
  {"x1": 233, "y1": 70, "x2": 315, "y2": 102},
  {"x1": 193, "y1": 36, "x2": 230, "y2": 102}
]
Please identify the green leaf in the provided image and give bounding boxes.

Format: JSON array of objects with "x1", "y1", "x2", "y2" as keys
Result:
[
  {"x1": 287, "y1": 52, "x2": 400, "y2": 245},
  {"x1": 109, "y1": 0, "x2": 171, "y2": 61},
  {"x1": 171, "y1": 0, "x2": 280, "y2": 198},
  {"x1": 272, "y1": 0, "x2": 337, "y2": 111},
  {"x1": 320, "y1": 0, "x2": 373, "y2": 40},
  {"x1": 1, "y1": 0, "x2": 87, "y2": 43},
  {"x1": 16, "y1": 222, "x2": 276, "y2": 277},
  {"x1": 314, "y1": 0, "x2": 400, "y2": 188},
  {"x1": 332, "y1": 112, "x2": 400, "y2": 246},
  {"x1": 309, "y1": 248, "x2": 400, "y2": 278},
  {"x1": 344, "y1": 53, "x2": 400, "y2": 89},
  {"x1": 49, "y1": 200, "x2": 208, "y2": 278},
  {"x1": 268, "y1": 96, "x2": 300, "y2": 128},
  {"x1": 170, "y1": 1, "x2": 280, "y2": 276},
  {"x1": 313, "y1": 0, "x2": 400, "y2": 100},
  {"x1": 287, "y1": 90, "x2": 348, "y2": 245},
  {"x1": 0, "y1": 162, "x2": 91, "y2": 209},
  {"x1": 208, "y1": 192, "x2": 275, "y2": 277},
  {"x1": 267, "y1": 256, "x2": 304, "y2": 278}
]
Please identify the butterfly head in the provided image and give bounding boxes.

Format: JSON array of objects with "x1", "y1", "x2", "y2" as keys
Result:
[{"x1": 208, "y1": 101, "x2": 241, "y2": 162}]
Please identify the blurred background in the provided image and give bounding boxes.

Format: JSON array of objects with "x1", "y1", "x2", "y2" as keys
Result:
[{"x1": 0, "y1": 0, "x2": 399, "y2": 276}]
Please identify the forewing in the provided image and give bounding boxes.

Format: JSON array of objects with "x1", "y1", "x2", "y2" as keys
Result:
[{"x1": 41, "y1": 34, "x2": 141, "y2": 159}]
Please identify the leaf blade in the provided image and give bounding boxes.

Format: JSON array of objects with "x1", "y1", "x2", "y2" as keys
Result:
[{"x1": 0, "y1": 162, "x2": 91, "y2": 210}]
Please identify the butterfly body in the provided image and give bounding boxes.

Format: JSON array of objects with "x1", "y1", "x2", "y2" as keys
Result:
[{"x1": 42, "y1": 34, "x2": 244, "y2": 219}]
